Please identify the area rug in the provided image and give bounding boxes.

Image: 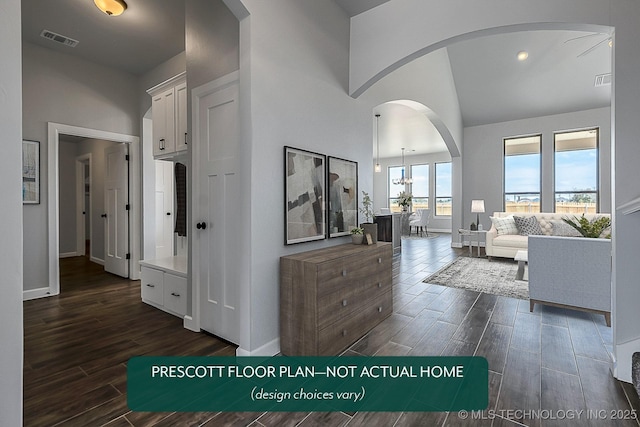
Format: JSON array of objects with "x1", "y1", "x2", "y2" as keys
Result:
[{"x1": 423, "y1": 257, "x2": 529, "y2": 300}]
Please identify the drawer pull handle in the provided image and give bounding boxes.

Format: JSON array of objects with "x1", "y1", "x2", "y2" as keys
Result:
[
  {"x1": 377, "y1": 282, "x2": 382, "y2": 288},
  {"x1": 146, "y1": 284, "x2": 155, "y2": 288},
  {"x1": 342, "y1": 299, "x2": 348, "y2": 307},
  {"x1": 378, "y1": 257, "x2": 382, "y2": 264},
  {"x1": 342, "y1": 269, "x2": 347, "y2": 277},
  {"x1": 342, "y1": 329, "x2": 347, "y2": 337},
  {"x1": 171, "y1": 292, "x2": 180, "y2": 297},
  {"x1": 378, "y1": 306, "x2": 383, "y2": 313}
]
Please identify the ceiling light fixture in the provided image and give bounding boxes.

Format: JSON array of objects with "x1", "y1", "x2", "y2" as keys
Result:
[
  {"x1": 94, "y1": 0, "x2": 127, "y2": 16},
  {"x1": 392, "y1": 148, "x2": 413, "y2": 185},
  {"x1": 374, "y1": 114, "x2": 382, "y2": 173},
  {"x1": 517, "y1": 51, "x2": 529, "y2": 61}
]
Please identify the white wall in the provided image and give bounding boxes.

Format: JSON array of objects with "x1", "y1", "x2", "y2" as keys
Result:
[
  {"x1": 463, "y1": 107, "x2": 611, "y2": 228},
  {"x1": 0, "y1": 0, "x2": 24, "y2": 423},
  {"x1": 373, "y1": 151, "x2": 453, "y2": 232},
  {"x1": 242, "y1": 0, "x2": 372, "y2": 353},
  {"x1": 22, "y1": 42, "x2": 139, "y2": 291}
]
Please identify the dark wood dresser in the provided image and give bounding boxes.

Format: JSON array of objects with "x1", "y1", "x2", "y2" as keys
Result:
[{"x1": 280, "y1": 242, "x2": 393, "y2": 356}]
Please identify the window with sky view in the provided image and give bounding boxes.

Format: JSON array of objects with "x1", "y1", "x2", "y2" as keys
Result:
[
  {"x1": 555, "y1": 129, "x2": 598, "y2": 214},
  {"x1": 504, "y1": 135, "x2": 541, "y2": 213}
]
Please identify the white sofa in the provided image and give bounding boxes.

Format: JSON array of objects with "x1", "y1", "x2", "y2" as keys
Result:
[
  {"x1": 528, "y1": 235, "x2": 611, "y2": 326},
  {"x1": 486, "y1": 212, "x2": 610, "y2": 259}
]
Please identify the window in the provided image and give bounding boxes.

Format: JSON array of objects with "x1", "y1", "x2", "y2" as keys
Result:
[
  {"x1": 554, "y1": 129, "x2": 598, "y2": 214},
  {"x1": 504, "y1": 135, "x2": 541, "y2": 213},
  {"x1": 410, "y1": 164, "x2": 429, "y2": 211},
  {"x1": 388, "y1": 166, "x2": 405, "y2": 212},
  {"x1": 435, "y1": 162, "x2": 452, "y2": 216}
]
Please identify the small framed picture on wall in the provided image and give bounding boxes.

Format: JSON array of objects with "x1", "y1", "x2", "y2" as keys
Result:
[{"x1": 22, "y1": 139, "x2": 40, "y2": 204}]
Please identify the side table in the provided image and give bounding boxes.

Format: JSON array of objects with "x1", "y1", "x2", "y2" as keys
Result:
[{"x1": 458, "y1": 229, "x2": 487, "y2": 257}]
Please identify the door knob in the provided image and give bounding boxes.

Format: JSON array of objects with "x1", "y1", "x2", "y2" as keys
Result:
[{"x1": 196, "y1": 222, "x2": 207, "y2": 230}]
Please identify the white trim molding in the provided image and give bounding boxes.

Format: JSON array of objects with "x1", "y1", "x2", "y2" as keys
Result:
[
  {"x1": 618, "y1": 197, "x2": 640, "y2": 215},
  {"x1": 59, "y1": 252, "x2": 79, "y2": 259},
  {"x1": 236, "y1": 338, "x2": 280, "y2": 357},
  {"x1": 23, "y1": 287, "x2": 54, "y2": 301},
  {"x1": 613, "y1": 338, "x2": 640, "y2": 383}
]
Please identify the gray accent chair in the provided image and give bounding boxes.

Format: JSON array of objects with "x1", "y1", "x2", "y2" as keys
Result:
[{"x1": 528, "y1": 235, "x2": 611, "y2": 326}]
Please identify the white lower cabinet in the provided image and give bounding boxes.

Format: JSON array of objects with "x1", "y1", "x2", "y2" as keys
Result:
[
  {"x1": 141, "y1": 267, "x2": 164, "y2": 306},
  {"x1": 140, "y1": 257, "x2": 187, "y2": 318},
  {"x1": 163, "y1": 273, "x2": 187, "y2": 316}
]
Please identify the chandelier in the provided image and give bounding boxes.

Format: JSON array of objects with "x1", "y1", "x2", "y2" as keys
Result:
[{"x1": 392, "y1": 148, "x2": 413, "y2": 185}]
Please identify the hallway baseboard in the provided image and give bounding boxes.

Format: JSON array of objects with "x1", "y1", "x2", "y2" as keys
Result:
[
  {"x1": 23, "y1": 287, "x2": 55, "y2": 301},
  {"x1": 59, "y1": 252, "x2": 78, "y2": 258}
]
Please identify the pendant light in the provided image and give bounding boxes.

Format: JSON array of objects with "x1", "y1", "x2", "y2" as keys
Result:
[
  {"x1": 94, "y1": 0, "x2": 128, "y2": 16},
  {"x1": 374, "y1": 114, "x2": 382, "y2": 173},
  {"x1": 392, "y1": 148, "x2": 413, "y2": 185}
]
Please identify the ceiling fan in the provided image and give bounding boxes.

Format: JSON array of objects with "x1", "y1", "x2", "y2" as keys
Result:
[{"x1": 564, "y1": 33, "x2": 613, "y2": 58}]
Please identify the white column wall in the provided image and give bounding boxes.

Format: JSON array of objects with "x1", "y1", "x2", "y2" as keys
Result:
[
  {"x1": 0, "y1": 0, "x2": 24, "y2": 424},
  {"x1": 242, "y1": 0, "x2": 372, "y2": 353}
]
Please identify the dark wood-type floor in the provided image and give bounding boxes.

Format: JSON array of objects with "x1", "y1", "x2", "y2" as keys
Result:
[{"x1": 24, "y1": 236, "x2": 640, "y2": 426}]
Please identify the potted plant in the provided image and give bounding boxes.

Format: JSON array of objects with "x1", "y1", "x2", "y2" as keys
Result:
[
  {"x1": 396, "y1": 191, "x2": 412, "y2": 212},
  {"x1": 562, "y1": 214, "x2": 612, "y2": 238},
  {"x1": 350, "y1": 227, "x2": 364, "y2": 245},
  {"x1": 358, "y1": 191, "x2": 378, "y2": 244}
]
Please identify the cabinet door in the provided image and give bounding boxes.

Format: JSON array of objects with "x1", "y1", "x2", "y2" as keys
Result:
[
  {"x1": 175, "y1": 82, "x2": 188, "y2": 152},
  {"x1": 152, "y1": 88, "x2": 176, "y2": 156},
  {"x1": 164, "y1": 273, "x2": 187, "y2": 316},
  {"x1": 141, "y1": 266, "x2": 164, "y2": 306}
]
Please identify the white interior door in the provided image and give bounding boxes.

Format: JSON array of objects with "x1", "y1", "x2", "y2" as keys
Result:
[
  {"x1": 155, "y1": 160, "x2": 174, "y2": 259},
  {"x1": 104, "y1": 144, "x2": 129, "y2": 277},
  {"x1": 196, "y1": 81, "x2": 240, "y2": 344}
]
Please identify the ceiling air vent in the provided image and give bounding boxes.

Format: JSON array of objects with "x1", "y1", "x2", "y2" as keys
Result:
[
  {"x1": 40, "y1": 30, "x2": 79, "y2": 48},
  {"x1": 594, "y1": 73, "x2": 612, "y2": 87}
]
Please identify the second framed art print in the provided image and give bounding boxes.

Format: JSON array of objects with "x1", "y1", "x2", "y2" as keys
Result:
[{"x1": 327, "y1": 156, "x2": 358, "y2": 238}]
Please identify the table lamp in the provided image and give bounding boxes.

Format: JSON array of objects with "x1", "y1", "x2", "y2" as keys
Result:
[{"x1": 471, "y1": 199, "x2": 485, "y2": 230}]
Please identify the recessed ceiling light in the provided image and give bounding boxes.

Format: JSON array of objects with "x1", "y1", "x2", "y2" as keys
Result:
[
  {"x1": 94, "y1": 0, "x2": 127, "y2": 16},
  {"x1": 517, "y1": 51, "x2": 529, "y2": 61}
]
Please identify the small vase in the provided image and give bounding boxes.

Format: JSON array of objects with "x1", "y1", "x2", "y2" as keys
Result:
[
  {"x1": 351, "y1": 234, "x2": 363, "y2": 245},
  {"x1": 401, "y1": 206, "x2": 408, "y2": 213}
]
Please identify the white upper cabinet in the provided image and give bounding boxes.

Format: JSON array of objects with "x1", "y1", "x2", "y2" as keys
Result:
[{"x1": 147, "y1": 72, "x2": 187, "y2": 159}]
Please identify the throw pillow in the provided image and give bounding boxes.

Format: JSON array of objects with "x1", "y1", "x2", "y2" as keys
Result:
[
  {"x1": 514, "y1": 216, "x2": 544, "y2": 236},
  {"x1": 490, "y1": 215, "x2": 518, "y2": 235},
  {"x1": 550, "y1": 220, "x2": 582, "y2": 237}
]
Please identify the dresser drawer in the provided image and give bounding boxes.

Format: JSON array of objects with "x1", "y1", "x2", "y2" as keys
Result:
[
  {"x1": 316, "y1": 246, "x2": 391, "y2": 297},
  {"x1": 317, "y1": 291, "x2": 392, "y2": 356},
  {"x1": 163, "y1": 273, "x2": 187, "y2": 316},
  {"x1": 317, "y1": 275, "x2": 391, "y2": 329},
  {"x1": 141, "y1": 266, "x2": 164, "y2": 306}
]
